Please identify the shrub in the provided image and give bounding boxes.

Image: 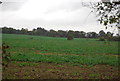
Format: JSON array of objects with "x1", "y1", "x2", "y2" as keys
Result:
[
  {"x1": 67, "y1": 30, "x2": 74, "y2": 40},
  {"x1": 2, "y1": 43, "x2": 11, "y2": 68},
  {"x1": 107, "y1": 36, "x2": 120, "y2": 41},
  {"x1": 67, "y1": 36, "x2": 74, "y2": 40},
  {"x1": 2, "y1": 43, "x2": 10, "y2": 60},
  {"x1": 98, "y1": 37, "x2": 106, "y2": 41}
]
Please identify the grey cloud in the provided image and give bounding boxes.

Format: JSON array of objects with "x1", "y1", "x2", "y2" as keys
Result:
[
  {"x1": 1, "y1": 0, "x2": 28, "y2": 11},
  {"x1": 1, "y1": 0, "x2": 28, "y2": 2},
  {"x1": 1, "y1": 0, "x2": 116, "y2": 34},
  {"x1": 45, "y1": 2, "x2": 82, "y2": 14}
]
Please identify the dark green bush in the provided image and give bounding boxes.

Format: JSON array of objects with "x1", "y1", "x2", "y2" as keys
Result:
[
  {"x1": 67, "y1": 36, "x2": 74, "y2": 40},
  {"x1": 98, "y1": 37, "x2": 106, "y2": 41},
  {"x1": 67, "y1": 30, "x2": 74, "y2": 40},
  {"x1": 107, "y1": 36, "x2": 120, "y2": 41}
]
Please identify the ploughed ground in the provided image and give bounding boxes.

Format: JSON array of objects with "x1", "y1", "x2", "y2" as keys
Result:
[{"x1": 2, "y1": 61, "x2": 119, "y2": 79}]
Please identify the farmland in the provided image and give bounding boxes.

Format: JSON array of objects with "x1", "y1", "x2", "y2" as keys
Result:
[{"x1": 2, "y1": 34, "x2": 120, "y2": 79}]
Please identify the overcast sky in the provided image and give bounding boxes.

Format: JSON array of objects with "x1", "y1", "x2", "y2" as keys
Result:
[{"x1": 0, "y1": 0, "x2": 118, "y2": 34}]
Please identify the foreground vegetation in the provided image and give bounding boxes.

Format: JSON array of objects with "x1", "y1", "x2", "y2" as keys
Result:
[
  {"x1": 2, "y1": 34, "x2": 119, "y2": 65},
  {"x1": 3, "y1": 62, "x2": 119, "y2": 79},
  {"x1": 2, "y1": 34, "x2": 119, "y2": 79}
]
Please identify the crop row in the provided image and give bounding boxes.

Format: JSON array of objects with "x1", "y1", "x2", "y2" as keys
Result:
[{"x1": 11, "y1": 53, "x2": 119, "y2": 66}]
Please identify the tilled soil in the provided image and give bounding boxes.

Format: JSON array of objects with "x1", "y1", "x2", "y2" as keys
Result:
[{"x1": 2, "y1": 61, "x2": 119, "y2": 79}]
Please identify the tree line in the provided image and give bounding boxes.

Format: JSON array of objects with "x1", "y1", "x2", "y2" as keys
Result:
[{"x1": 1, "y1": 26, "x2": 119, "y2": 41}]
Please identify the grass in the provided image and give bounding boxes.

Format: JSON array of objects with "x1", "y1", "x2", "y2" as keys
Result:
[
  {"x1": 2, "y1": 34, "x2": 120, "y2": 66},
  {"x1": 47, "y1": 69, "x2": 60, "y2": 72},
  {"x1": 71, "y1": 72, "x2": 79, "y2": 76},
  {"x1": 10, "y1": 53, "x2": 118, "y2": 66},
  {"x1": 89, "y1": 73, "x2": 100, "y2": 79},
  {"x1": 17, "y1": 62, "x2": 38, "y2": 67},
  {"x1": 11, "y1": 61, "x2": 39, "y2": 67},
  {"x1": 56, "y1": 65, "x2": 64, "y2": 67},
  {"x1": 2, "y1": 34, "x2": 119, "y2": 55}
]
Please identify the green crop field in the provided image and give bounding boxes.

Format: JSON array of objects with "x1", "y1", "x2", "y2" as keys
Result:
[
  {"x1": 2, "y1": 34, "x2": 119, "y2": 66},
  {"x1": 2, "y1": 34, "x2": 120, "y2": 79}
]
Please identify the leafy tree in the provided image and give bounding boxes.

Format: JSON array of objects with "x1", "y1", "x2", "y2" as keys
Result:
[
  {"x1": 86, "y1": 32, "x2": 98, "y2": 38},
  {"x1": 86, "y1": 32, "x2": 91, "y2": 38},
  {"x1": 2, "y1": 26, "x2": 106, "y2": 39},
  {"x1": 79, "y1": 31, "x2": 86, "y2": 38},
  {"x1": 48, "y1": 29, "x2": 58, "y2": 37},
  {"x1": 32, "y1": 28, "x2": 37, "y2": 35},
  {"x1": 74, "y1": 31, "x2": 80, "y2": 38},
  {"x1": 91, "y1": 32, "x2": 98, "y2": 38},
  {"x1": 0, "y1": 1, "x2": 2, "y2": 4},
  {"x1": 58, "y1": 30, "x2": 67, "y2": 37},
  {"x1": 82, "y1": 0, "x2": 119, "y2": 35},
  {"x1": 95, "y1": 0, "x2": 120, "y2": 29},
  {"x1": 21, "y1": 28, "x2": 28, "y2": 34},
  {"x1": 36, "y1": 27, "x2": 48, "y2": 36},
  {"x1": 99, "y1": 30, "x2": 106, "y2": 37},
  {"x1": 106, "y1": 31, "x2": 113, "y2": 37},
  {"x1": 2, "y1": 27, "x2": 16, "y2": 34},
  {"x1": 94, "y1": 0, "x2": 120, "y2": 41},
  {"x1": 28, "y1": 31, "x2": 34, "y2": 35}
]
